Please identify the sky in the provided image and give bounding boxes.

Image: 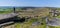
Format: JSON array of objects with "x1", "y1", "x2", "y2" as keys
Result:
[{"x1": 0, "y1": 0, "x2": 60, "y2": 7}]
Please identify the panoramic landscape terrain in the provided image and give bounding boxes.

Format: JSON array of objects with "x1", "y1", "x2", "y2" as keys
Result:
[
  {"x1": 0, "y1": 0, "x2": 60, "y2": 28},
  {"x1": 0, "y1": 7, "x2": 60, "y2": 28}
]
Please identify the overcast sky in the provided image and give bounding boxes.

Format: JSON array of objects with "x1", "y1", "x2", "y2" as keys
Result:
[{"x1": 0, "y1": 0, "x2": 60, "y2": 7}]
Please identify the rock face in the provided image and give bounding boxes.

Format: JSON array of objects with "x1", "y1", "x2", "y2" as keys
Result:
[
  {"x1": 30, "y1": 21, "x2": 41, "y2": 28},
  {"x1": 0, "y1": 13, "x2": 18, "y2": 20},
  {"x1": 47, "y1": 18, "x2": 60, "y2": 26},
  {"x1": 0, "y1": 13, "x2": 18, "y2": 28},
  {"x1": 32, "y1": 21, "x2": 41, "y2": 26}
]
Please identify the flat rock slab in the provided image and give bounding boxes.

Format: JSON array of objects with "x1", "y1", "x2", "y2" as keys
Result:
[
  {"x1": 0, "y1": 13, "x2": 18, "y2": 20},
  {"x1": 47, "y1": 18, "x2": 60, "y2": 26}
]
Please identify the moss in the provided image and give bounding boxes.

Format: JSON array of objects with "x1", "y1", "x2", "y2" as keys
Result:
[
  {"x1": 15, "y1": 23, "x2": 21, "y2": 28},
  {"x1": 56, "y1": 15, "x2": 60, "y2": 18}
]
